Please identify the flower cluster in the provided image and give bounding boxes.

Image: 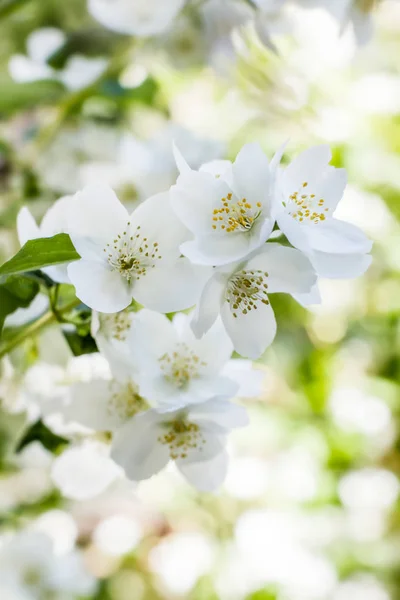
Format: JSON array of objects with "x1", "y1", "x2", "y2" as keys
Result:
[{"x1": 17, "y1": 142, "x2": 371, "y2": 491}]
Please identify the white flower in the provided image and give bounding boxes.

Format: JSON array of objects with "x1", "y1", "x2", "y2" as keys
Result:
[
  {"x1": 170, "y1": 143, "x2": 279, "y2": 266},
  {"x1": 63, "y1": 352, "x2": 149, "y2": 433},
  {"x1": 0, "y1": 530, "x2": 96, "y2": 600},
  {"x1": 111, "y1": 397, "x2": 248, "y2": 491},
  {"x1": 51, "y1": 440, "x2": 123, "y2": 500},
  {"x1": 67, "y1": 184, "x2": 210, "y2": 313},
  {"x1": 124, "y1": 309, "x2": 237, "y2": 408},
  {"x1": 192, "y1": 243, "x2": 317, "y2": 359},
  {"x1": 88, "y1": 0, "x2": 186, "y2": 37},
  {"x1": 273, "y1": 145, "x2": 372, "y2": 279},
  {"x1": 116, "y1": 124, "x2": 225, "y2": 200},
  {"x1": 9, "y1": 27, "x2": 107, "y2": 90},
  {"x1": 17, "y1": 196, "x2": 74, "y2": 283}
]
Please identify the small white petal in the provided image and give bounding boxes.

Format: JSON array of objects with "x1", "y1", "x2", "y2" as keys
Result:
[
  {"x1": 189, "y1": 398, "x2": 249, "y2": 429},
  {"x1": 134, "y1": 258, "x2": 211, "y2": 313},
  {"x1": 68, "y1": 260, "x2": 132, "y2": 313},
  {"x1": 246, "y1": 244, "x2": 317, "y2": 294},
  {"x1": 111, "y1": 412, "x2": 169, "y2": 481},
  {"x1": 51, "y1": 442, "x2": 121, "y2": 500},
  {"x1": 310, "y1": 250, "x2": 372, "y2": 279},
  {"x1": 231, "y1": 143, "x2": 271, "y2": 210},
  {"x1": 171, "y1": 171, "x2": 231, "y2": 235},
  {"x1": 27, "y1": 27, "x2": 66, "y2": 62},
  {"x1": 178, "y1": 450, "x2": 229, "y2": 492},
  {"x1": 292, "y1": 283, "x2": 322, "y2": 307},
  {"x1": 284, "y1": 145, "x2": 332, "y2": 189},
  {"x1": 68, "y1": 184, "x2": 129, "y2": 245},
  {"x1": 191, "y1": 271, "x2": 227, "y2": 338},
  {"x1": 306, "y1": 218, "x2": 373, "y2": 254},
  {"x1": 221, "y1": 295, "x2": 277, "y2": 359},
  {"x1": 16, "y1": 207, "x2": 40, "y2": 245}
]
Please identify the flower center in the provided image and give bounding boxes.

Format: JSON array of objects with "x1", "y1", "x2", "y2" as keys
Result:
[
  {"x1": 100, "y1": 309, "x2": 132, "y2": 341},
  {"x1": 103, "y1": 223, "x2": 161, "y2": 282},
  {"x1": 108, "y1": 381, "x2": 148, "y2": 420},
  {"x1": 226, "y1": 269, "x2": 270, "y2": 319},
  {"x1": 355, "y1": 0, "x2": 376, "y2": 14},
  {"x1": 284, "y1": 181, "x2": 329, "y2": 224},
  {"x1": 158, "y1": 417, "x2": 205, "y2": 460},
  {"x1": 159, "y1": 343, "x2": 207, "y2": 389},
  {"x1": 212, "y1": 192, "x2": 262, "y2": 233}
]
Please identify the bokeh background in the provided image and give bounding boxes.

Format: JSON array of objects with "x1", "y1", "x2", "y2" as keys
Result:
[{"x1": 1, "y1": 0, "x2": 400, "y2": 599}]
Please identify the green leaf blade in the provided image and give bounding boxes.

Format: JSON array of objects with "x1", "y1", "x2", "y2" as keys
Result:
[{"x1": 0, "y1": 234, "x2": 80, "y2": 278}]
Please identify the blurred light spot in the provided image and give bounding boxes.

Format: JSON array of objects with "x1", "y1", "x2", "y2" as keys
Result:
[
  {"x1": 235, "y1": 510, "x2": 337, "y2": 597},
  {"x1": 224, "y1": 457, "x2": 269, "y2": 499},
  {"x1": 339, "y1": 469, "x2": 399, "y2": 510},
  {"x1": 333, "y1": 575, "x2": 390, "y2": 600},
  {"x1": 94, "y1": 515, "x2": 142, "y2": 557},
  {"x1": 330, "y1": 388, "x2": 391, "y2": 436},
  {"x1": 149, "y1": 532, "x2": 214, "y2": 595},
  {"x1": 120, "y1": 64, "x2": 148, "y2": 88},
  {"x1": 31, "y1": 510, "x2": 77, "y2": 554}
]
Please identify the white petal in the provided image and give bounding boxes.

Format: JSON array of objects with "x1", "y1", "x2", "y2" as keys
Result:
[
  {"x1": 284, "y1": 145, "x2": 332, "y2": 190},
  {"x1": 177, "y1": 449, "x2": 229, "y2": 492},
  {"x1": 221, "y1": 296, "x2": 277, "y2": 359},
  {"x1": 187, "y1": 316, "x2": 233, "y2": 374},
  {"x1": 9, "y1": 55, "x2": 54, "y2": 83},
  {"x1": 51, "y1": 442, "x2": 121, "y2": 500},
  {"x1": 276, "y1": 211, "x2": 311, "y2": 252},
  {"x1": 130, "y1": 309, "x2": 177, "y2": 359},
  {"x1": 292, "y1": 283, "x2": 321, "y2": 307},
  {"x1": 41, "y1": 195, "x2": 75, "y2": 236},
  {"x1": 16, "y1": 207, "x2": 40, "y2": 245},
  {"x1": 180, "y1": 216, "x2": 272, "y2": 266},
  {"x1": 173, "y1": 142, "x2": 191, "y2": 174},
  {"x1": 131, "y1": 191, "x2": 190, "y2": 258},
  {"x1": 88, "y1": 0, "x2": 185, "y2": 37},
  {"x1": 191, "y1": 271, "x2": 227, "y2": 338},
  {"x1": 44, "y1": 264, "x2": 70, "y2": 284},
  {"x1": 68, "y1": 260, "x2": 132, "y2": 313},
  {"x1": 27, "y1": 27, "x2": 66, "y2": 62},
  {"x1": 134, "y1": 258, "x2": 211, "y2": 313},
  {"x1": 221, "y1": 359, "x2": 264, "y2": 398},
  {"x1": 310, "y1": 250, "x2": 372, "y2": 279},
  {"x1": 171, "y1": 171, "x2": 231, "y2": 235},
  {"x1": 313, "y1": 166, "x2": 347, "y2": 211},
  {"x1": 60, "y1": 55, "x2": 107, "y2": 91},
  {"x1": 231, "y1": 143, "x2": 271, "y2": 210},
  {"x1": 68, "y1": 184, "x2": 129, "y2": 245},
  {"x1": 111, "y1": 412, "x2": 169, "y2": 481},
  {"x1": 246, "y1": 243, "x2": 317, "y2": 294},
  {"x1": 137, "y1": 374, "x2": 181, "y2": 407},
  {"x1": 306, "y1": 219, "x2": 373, "y2": 254},
  {"x1": 188, "y1": 397, "x2": 249, "y2": 429},
  {"x1": 64, "y1": 380, "x2": 122, "y2": 431}
]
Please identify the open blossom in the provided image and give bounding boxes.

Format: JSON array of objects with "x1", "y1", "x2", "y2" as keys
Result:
[
  {"x1": 192, "y1": 243, "x2": 317, "y2": 359},
  {"x1": 0, "y1": 531, "x2": 96, "y2": 600},
  {"x1": 63, "y1": 350, "x2": 149, "y2": 433},
  {"x1": 273, "y1": 145, "x2": 372, "y2": 279},
  {"x1": 170, "y1": 143, "x2": 278, "y2": 266},
  {"x1": 123, "y1": 310, "x2": 237, "y2": 408},
  {"x1": 17, "y1": 195, "x2": 74, "y2": 283},
  {"x1": 67, "y1": 184, "x2": 210, "y2": 313},
  {"x1": 9, "y1": 27, "x2": 107, "y2": 91},
  {"x1": 88, "y1": 0, "x2": 185, "y2": 37},
  {"x1": 111, "y1": 397, "x2": 248, "y2": 491}
]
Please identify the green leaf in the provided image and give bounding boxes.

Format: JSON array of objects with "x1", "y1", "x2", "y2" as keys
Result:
[
  {"x1": 0, "y1": 79, "x2": 65, "y2": 116},
  {"x1": 0, "y1": 275, "x2": 39, "y2": 333},
  {"x1": 17, "y1": 419, "x2": 68, "y2": 454},
  {"x1": 0, "y1": 234, "x2": 80, "y2": 278}
]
